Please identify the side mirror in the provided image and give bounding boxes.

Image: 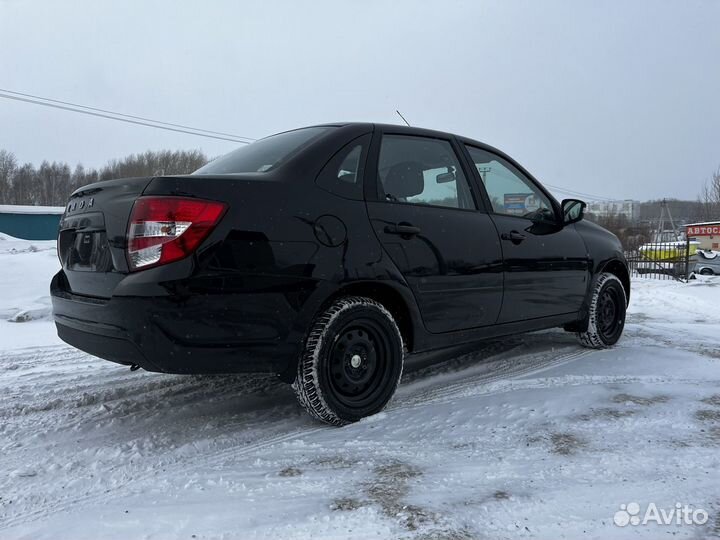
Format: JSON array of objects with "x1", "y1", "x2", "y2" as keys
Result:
[{"x1": 561, "y1": 198, "x2": 586, "y2": 225}]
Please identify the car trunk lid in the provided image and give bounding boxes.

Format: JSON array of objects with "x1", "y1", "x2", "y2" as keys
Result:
[{"x1": 58, "y1": 176, "x2": 153, "y2": 298}]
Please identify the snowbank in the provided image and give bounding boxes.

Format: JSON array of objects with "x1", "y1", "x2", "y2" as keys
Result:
[{"x1": 0, "y1": 234, "x2": 61, "y2": 349}]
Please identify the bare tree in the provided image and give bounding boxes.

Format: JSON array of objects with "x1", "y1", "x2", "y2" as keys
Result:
[
  {"x1": 98, "y1": 150, "x2": 207, "y2": 180},
  {"x1": 10, "y1": 164, "x2": 35, "y2": 205},
  {"x1": 698, "y1": 167, "x2": 720, "y2": 222},
  {"x1": 0, "y1": 150, "x2": 17, "y2": 204}
]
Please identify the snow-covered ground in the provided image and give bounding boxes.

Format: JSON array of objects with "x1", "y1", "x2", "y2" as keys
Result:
[
  {"x1": 1, "y1": 235, "x2": 719, "y2": 539},
  {"x1": 0, "y1": 233, "x2": 62, "y2": 350}
]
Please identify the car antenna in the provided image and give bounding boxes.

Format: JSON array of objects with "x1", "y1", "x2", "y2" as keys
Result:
[{"x1": 395, "y1": 110, "x2": 411, "y2": 126}]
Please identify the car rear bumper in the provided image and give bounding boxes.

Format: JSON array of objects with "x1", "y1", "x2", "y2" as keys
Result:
[{"x1": 50, "y1": 271, "x2": 301, "y2": 374}]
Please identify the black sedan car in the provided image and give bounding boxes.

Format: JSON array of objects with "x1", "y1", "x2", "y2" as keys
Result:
[{"x1": 51, "y1": 123, "x2": 629, "y2": 425}]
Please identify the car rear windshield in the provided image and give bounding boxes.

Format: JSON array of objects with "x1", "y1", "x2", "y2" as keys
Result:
[{"x1": 193, "y1": 127, "x2": 332, "y2": 175}]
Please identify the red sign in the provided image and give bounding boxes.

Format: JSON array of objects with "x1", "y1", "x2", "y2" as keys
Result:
[{"x1": 687, "y1": 225, "x2": 720, "y2": 236}]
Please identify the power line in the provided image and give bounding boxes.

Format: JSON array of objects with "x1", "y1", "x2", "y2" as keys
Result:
[
  {"x1": 0, "y1": 88, "x2": 256, "y2": 142},
  {"x1": 0, "y1": 90, "x2": 255, "y2": 144},
  {"x1": 544, "y1": 183, "x2": 616, "y2": 202},
  {"x1": 547, "y1": 185, "x2": 610, "y2": 200}
]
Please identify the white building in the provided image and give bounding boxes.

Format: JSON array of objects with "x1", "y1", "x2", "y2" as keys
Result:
[
  {"x1": 585, "y1": 200, "x2": 640, "y2": 221},
  {"x1": 685, "y1": 221, "x2": 720, "y2": 251}
]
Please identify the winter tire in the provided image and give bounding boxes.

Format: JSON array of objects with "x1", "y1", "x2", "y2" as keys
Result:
[
  {"x1": 293, "y1": 296, "x2": 404, "y2": 426},
  {"x1": 577, "y1": 272, "x2": 627, "y2": 349}
]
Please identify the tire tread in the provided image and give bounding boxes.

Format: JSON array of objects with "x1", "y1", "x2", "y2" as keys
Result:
[
  {"x1": 577, "y1": 272, "x2": 626, "y2": 349},
  {"x1": 292, "y1": 296, "x2": 403, "y2": 426}
]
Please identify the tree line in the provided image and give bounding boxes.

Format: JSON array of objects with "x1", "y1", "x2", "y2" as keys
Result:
[
  {"x1": 1, "y1": 147, "x2": 718, "y2": 227},
  {"x1": 0, "y1": 149, "x2": 208, "y2": 206}
]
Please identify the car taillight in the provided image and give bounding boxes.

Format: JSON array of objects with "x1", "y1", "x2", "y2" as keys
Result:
[{"x1": 126, "y1": 196, "x2": 227, "y2": 271}]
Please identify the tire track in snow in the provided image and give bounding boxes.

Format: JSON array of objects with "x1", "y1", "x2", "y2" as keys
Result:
[
  {"x1": 623, "y1": 322, "x2": 720, "y2": 360},
  {"x1": 1, "y1": 347, "x2": 327, "y2": 531},
  {"x1": 396, "y1": 345, "x2": 593, "y2": 408},
  {"x1": 0, "y1": 424, "x2": 326, "y2": 532},
  {"x1": 411, "y1": 373, "x2": 718, "y2": 408},
  {"x1": 0, "y1": 344, "x2": 286, "y2": 430}
]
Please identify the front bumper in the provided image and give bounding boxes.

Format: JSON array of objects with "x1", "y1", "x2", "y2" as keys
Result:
[{"x1": 51, "y1": 271, "x2": 300, "y2": 374}]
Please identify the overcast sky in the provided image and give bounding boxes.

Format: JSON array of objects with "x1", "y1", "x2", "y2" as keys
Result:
[{"x1": 1, "y1": 0, "x2": 718, "y2": 201}]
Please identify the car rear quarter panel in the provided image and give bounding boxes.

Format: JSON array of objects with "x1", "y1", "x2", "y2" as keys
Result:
[{"x1": 140, "y1": 165, "x2": 418, "y2": 376}]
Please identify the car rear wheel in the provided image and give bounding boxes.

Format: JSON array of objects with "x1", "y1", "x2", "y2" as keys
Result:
[
  {"x1": 577, "y1": 272, "x2": 627, "y2": 349},
  {"x1": 700, "y1": 268, "x2": 714, "y2": 276},
  {"x1": 293, "y1": 296, "x2": 404, "y2": 426}
]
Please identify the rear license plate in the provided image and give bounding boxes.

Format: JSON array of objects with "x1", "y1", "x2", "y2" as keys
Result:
[{"x1": 66, "y1": 231, "x2": 112, "y2": 272}]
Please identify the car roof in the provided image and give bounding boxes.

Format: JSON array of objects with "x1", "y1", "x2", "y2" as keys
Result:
[
  {"x1": 312, "y1": 122, "x2": 509, "y2": 157},
  {"x1": 243, "y1": 122, "x2": 549, "y2": 200},
  {"x1": 333, "y1": 122, "x2": 559, "y2": 206}
]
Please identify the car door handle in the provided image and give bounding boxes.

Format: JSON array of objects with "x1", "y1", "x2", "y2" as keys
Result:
[
  {"x1": 384, "y1": 224, "x2": 422, "y2": 237},
  {"x1": 501, "y1": 230, "x2": 526, "y2": 244}
]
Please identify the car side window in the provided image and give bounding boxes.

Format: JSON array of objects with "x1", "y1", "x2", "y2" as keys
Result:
[
  {"x1": 465, "y1": 145, "x2": 555, "y2": 221},
  {"x1": 377, "y1": 135, "x2": 475, "y2": 210},
  {"x1": 316, "y1": 134, "x2": 370, "y2": 200}
]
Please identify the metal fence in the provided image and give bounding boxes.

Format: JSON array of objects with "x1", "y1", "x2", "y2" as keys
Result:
[{"x1": 626, "y1": 240, "x2": 693, "y2": 282}]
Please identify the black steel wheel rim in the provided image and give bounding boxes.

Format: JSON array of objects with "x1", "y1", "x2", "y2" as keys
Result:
[
  {"x1": 597, "y1": 285, "x2": 623, "y2": 341},
  {"x1": 325, "y1": 317, "x2": 395, "y2": 409}
]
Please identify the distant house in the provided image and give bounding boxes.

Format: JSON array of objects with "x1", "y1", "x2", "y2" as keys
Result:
[
  {"x1": 686, "y1": 221, "x2": 720, "y2": 251},
  {"x1": 585, "y1": 200, "x2": 640, "y2": 221},
  {"x1": 0, "y1": 204, "x2": 64, "y2": 240}
]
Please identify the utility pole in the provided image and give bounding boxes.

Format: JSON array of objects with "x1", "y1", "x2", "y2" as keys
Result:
[
  {"x1": 656, "y1": 199, "x2": 679, "y2": 242},
  {"x1": 477, "y1": 166, "x2": 491, "y2": 183}
]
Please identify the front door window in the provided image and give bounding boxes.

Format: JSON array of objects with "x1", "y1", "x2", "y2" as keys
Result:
[{"x1": 465, "y1": 145, "x2": 554, "y2": 222}]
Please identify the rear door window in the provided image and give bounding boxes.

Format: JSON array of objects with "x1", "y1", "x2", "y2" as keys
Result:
[{"x1": 377, "y1": 135, "x2": 476, "y2": 210}]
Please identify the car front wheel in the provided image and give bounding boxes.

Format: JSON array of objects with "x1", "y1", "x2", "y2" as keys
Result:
[
  {"x1": 577, "y1": 272, "x2": 627, "y2": 349},
  {"x1": 293, "y1": 296, "x2": 404, "y2": 426}
]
